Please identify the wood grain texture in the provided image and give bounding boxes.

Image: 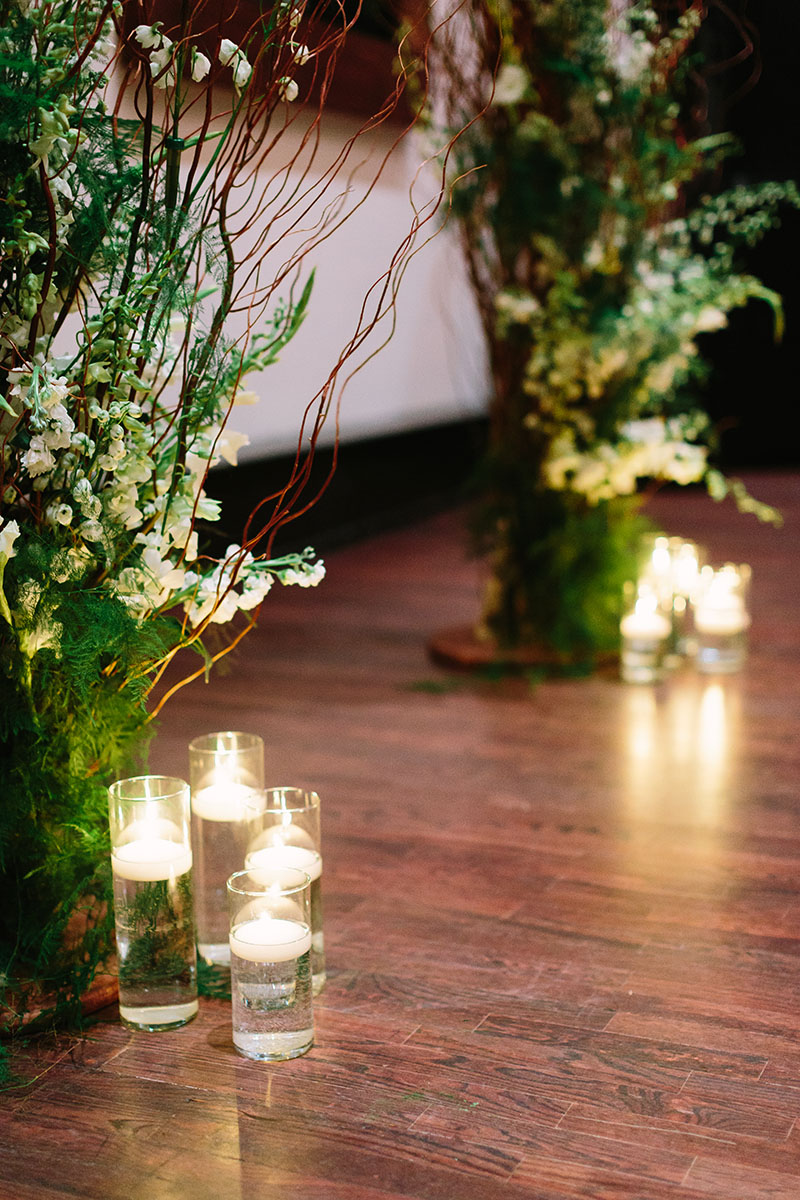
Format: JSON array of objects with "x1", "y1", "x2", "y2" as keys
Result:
[{"x1": 1, "y1": 472, "x2": 799, "y2": 1199}]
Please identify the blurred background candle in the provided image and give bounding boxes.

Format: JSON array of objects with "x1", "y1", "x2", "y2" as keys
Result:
[
  {"x1": 620, "y1": 581, "x2": 672, "y2": 683},
  {"x1": 640, "y1": 534, "x2": 704, "y2": 661},
  {"x1": 694, "y1": 563, "x2": 751, "y2": 673},
  {"x1": 108, "y1": 776, "x2": 197, "y2": 1030},
  {"x1": 246, "y1": 788, "x2": 326, "y2": 994},
  {"x1": 189, "y1": 732, "x2": 265, "y2": 967}
]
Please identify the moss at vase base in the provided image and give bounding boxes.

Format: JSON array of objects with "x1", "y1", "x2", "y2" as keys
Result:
[{"x1": 474, "y1": 487, "x2": 652, "y2": 662}]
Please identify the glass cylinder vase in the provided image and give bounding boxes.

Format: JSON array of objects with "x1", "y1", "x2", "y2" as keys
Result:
[
  {"x1": 619, "y1": 581, "x2": 672, "y2": 684},
  {"x1": 189, "y1": 731, "x2": 265, "y2": 966},
  {"x1": 245, "y1": 787, "x2": 325, "y2": 994},
  {"x1": 108, "y1": 775, "x2": 198, "y2": 1030},
  {"x1": 693, "y1": 563, "x2": 751, "y2": 674},
  {"x1": 228, "y1": 866, "x2": 313, "y2": 1061}
]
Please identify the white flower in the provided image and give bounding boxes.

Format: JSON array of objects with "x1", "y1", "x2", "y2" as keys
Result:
[
  {"x1": 233, "y1": 388, "x2": 259, "y2": 406},
  {"x1": 19, "y1": 620, "x2": 62, "y2": 658},
  {"x1": 292, "y1": 43, "x2": 311, "y2": 65},
  {"x1": 52, "y1": 504, "x2": 73, "y2": 527},
  {"x1": 0, "y1": 520, "x2": 20, "y2": 560},
  {"x1": 97, "y1": 438, "x2": 126, "y2": 471},
  {"x1": 281, "y1": 560, "x2": 325, "y2": 588},
  {"x1": 219, "y1": 38, "x2": 239, "y2": 66},
  {"x1": 492, "y1": 63, "x2": 528, "y2": 106},
  {"x1": 621, "y1": 418, "x2": 667, "y2": 446},
  {"x1": 191, "y1": 49, "x2": 211, "y2": 82},
  {"x1": 134, "y1": 24, "x2": 163, "y2": 50},
  {"x1": 232, "y1": 56, "x2": 252, "y2": 89},
  {"x1": 694, "y1": 306, "x2": 728, "y2": 333},
  {"x1": 495, "y1": 291, "x2": 540, "y2": 324},
  {"x1": 217, "y1": 429, "x2": 250, "y2": 466},
  {"x1": 103, "y1": 476, "x2": 142, "y2": 525},
  {"x1": 237, "y1": 572, "x2": 273, "y2": 610},
  {"x1": 218, "y1": 40, "x2": 252, "y2": 89},
  {"x1": 22, "y1": 436, "x2": 55, "y2": 478},
  {"x1": 150, "y1": 40, "x2": 175, "y2": 89},
  {"x1": 663, "y1": 442, "x2": 707, "y2": 485},
  {"x1": 278, "y1": 76, "x2": 299, "y2": 102},
  {"x1": 288, "y1": 6, "x2": 303, "y2": 28},
  {"x1": 141, "y1": 546, "x2": 186, "y2": 593},
  {"x1": 42, "y1": 403, "x2": 75, "y2": 450}
]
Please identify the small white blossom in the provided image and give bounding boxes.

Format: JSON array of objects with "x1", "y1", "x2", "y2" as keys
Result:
[
  {"x1": 219, "y1": 38, "x2": 239, "y2": 66},
  {"x1": 22, "y1": 436, "x2": 55, "y2": 478},
  {"x1": 216, "y1": 429, "x2": 250, "y2": 466},
  {"x1": 191, "y1": 49, "x2": 211, "y2": 81},
  {"x1": 237, "y1": 572, "x2": 273, "y2": 610},
  {"x1": 694, "y1": 306, "x2": 728, "y2": 333},
  {"x1": 97, "y1": 438, "x2": 126, "y2": 471},
  {"x1": 232, "y1": 56, "x2": 252, "y2": 89},
  {"x1": 292, "y1": 43, "x2": 311, "y2": 65},
  {"x1": 0, "y1": 520, "x2": 20, "y2": 560},
  {"x1": 53, "y1": 504, "x2": 73, "y2": 526},
  {"x1": 281, "y1": 560, "x2": 325, "y2": 588},
  {"x1": 492, "y1": 63, "x2": 528, "y2": 106},
  {"x1": 150, "y1": 40, "x2": 175, "y2": 89},
  {"x1": 134, "y1": 24, "x2": 163, "y2": 50},
  {"x1": 233, "y1": 388, "x2": 260, "y2": 406},
  {"x1": 277, "y1": 76, "x2": 299, "y2": 102},
  {"x1": 19, "y1": 620, "x2": 62, "y2": 658}
]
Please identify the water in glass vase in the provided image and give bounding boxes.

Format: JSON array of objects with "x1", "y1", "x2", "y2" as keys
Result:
[
  {"x1": 230, "y1": 916, "x2": 313, "y2": 1060},
  {"x1": 245, "y1": 843, "x2": 325, "y2": 993},
  {"x1": 191, "y1": 782, "x2": 260, "y2": 965},
  {"x1": 111, "y1": 837, "x2": 198, "y2": 1030}
]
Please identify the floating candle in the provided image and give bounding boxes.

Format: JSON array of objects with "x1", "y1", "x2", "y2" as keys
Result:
[
  {"x1": 111, "y1": 837, "x2": 192, "y2": 882},
  {"x1": 246, "y1": 843, "x2": 322, "y2": 882},
  {"x1": 620, "y1": 605, "x2": 671, "y2": 641},
  {"x1": 230, "y1": 916, "x2": 312, "y2": 963},
  {"x1": 694, "y1": 606, "x2": 750, "y2": 636},
  {"x1": 191, "y1": 780, "x2": 262, "y2": 822}
]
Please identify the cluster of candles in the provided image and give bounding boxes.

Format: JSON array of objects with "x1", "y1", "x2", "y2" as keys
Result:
[
  {"x1": 107, "y1": 731, "x2": 324, "y2": 1061},
  {"x1": 620, "y1": 535, "x2": 752, "y2": 684}
]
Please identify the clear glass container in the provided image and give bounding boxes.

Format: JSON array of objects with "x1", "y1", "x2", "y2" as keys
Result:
[
  {"x1": 619, "y1": 581, "x2": 672, "y2": 684},
  {"x1": 693, "y1": 563, "x2": 751, "y2": 674},
  {"x1": 108, "y1": 775, "x2": 198, "y2": 1030},
  {"x1": 228, "y1": 866, "x2": 313, "y2": 1061},
  {"x1": 189, "y1": 731, "x2": 265, "y2": 966},
  {"x1": 245, "y1": 787, "x2": 325, "y2": 994}
]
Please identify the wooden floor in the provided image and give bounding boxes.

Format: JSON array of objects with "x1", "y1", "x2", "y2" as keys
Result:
[{"x1": 2, "y1": 473, "x2": 800, "y2": 1200}]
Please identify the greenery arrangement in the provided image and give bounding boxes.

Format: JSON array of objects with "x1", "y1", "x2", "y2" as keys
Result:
[
  {"x1": 0, "y1": 0, "x2": 450, "y2": 1045},
  {"x1": 429, "y1": 0, "x2": 798, "y2": 658}
]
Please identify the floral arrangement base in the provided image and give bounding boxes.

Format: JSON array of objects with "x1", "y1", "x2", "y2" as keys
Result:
[
  {"x1": 427, "y1": 625, "x2": 616, "y2": 673},
  {"x1": 1, "y1": 971, "x2": 118, "y2": 1035},
  {"x1": 1, "y1": 901, "x2": 119, "y2": 1033}
]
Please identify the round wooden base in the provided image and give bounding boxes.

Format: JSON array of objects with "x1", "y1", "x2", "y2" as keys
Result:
[{"x1": 428, "y1": 625, "x2": 618, "y2": 674}]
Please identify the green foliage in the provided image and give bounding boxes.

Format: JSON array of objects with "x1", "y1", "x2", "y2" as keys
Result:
[
  {"x1": 431, "y1": 0, "x2": 798, "y2": 653},
  {"x1": 0, "y1": 529, "x2": 159, "y2": 1036},
  {"x1": 116, "y1": 874, "x2": 195, "y2": 991}
]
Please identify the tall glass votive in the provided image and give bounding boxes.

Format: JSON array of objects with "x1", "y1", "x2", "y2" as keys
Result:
[
  {"x1": 640, "y1": 534, "x2": 704, "y2": 661},
  {"x1": 228, "y1": 867, "x2": 313, "y2": 1061},
  {"x1": 668, "y1": 538, "x2": 704, "y2": 657},
  {"x1": 694, "y1": 563, "x2": 751, "y2": 674},
  {"x1": 619, "y1": 581, "x2": 672, "y2": 684},
  {"x1": 245, "y1": 788, "x2": 325, "y2": 994},
  {"x1": 189, "y1": 731, "x2": 265, "y2": 966},
  {"x1": 108, "y1": 776, "x2": 198, "y2": 1031}
]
